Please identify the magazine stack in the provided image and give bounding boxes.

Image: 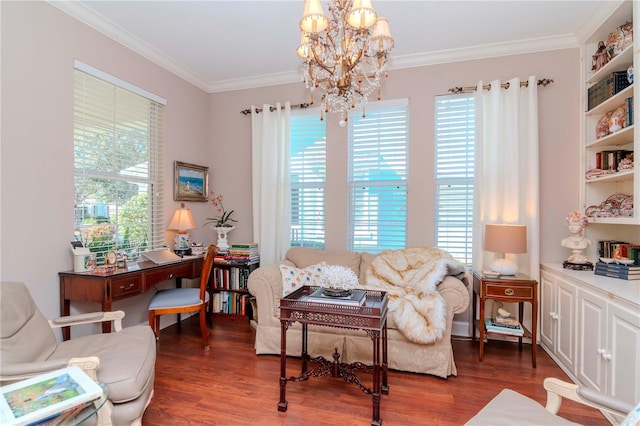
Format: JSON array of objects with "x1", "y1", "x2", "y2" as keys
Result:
[{"x1": 484, "y1": 311, "x2": 524, "y2": 336}]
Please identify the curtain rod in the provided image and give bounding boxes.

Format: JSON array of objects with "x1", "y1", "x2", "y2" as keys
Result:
[
  {"x1": 448, "y1": 78, "x2": 554, "y2": 94},
  {"x1": 240, "y1": 103, "x2": 311, "y2": 115}
]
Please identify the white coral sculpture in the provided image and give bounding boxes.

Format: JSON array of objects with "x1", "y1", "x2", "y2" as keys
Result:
[{"x1": 320, "y1": 265, "x2": 359, "y2": 291}]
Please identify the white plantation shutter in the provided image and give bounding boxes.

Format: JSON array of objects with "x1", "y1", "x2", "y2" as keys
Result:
[
  {"x1": 289, "y1": 109, "x2": 326, "y2": 248},
  {"x1": 348, "y1": 99, "x2": 408, "y2": 253},
  {"x1": 74, "y1": 62, "x2": 165, "y2": 263},
  {"x1": 434, "y1": 94, "x2": 475, "y2": 265}
]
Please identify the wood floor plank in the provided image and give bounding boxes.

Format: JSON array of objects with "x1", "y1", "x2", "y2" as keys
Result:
[{"x1": 142, "y1": 317, "x2": 610, "y2": 425}]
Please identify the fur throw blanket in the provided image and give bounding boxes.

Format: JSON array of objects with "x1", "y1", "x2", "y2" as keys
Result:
[{"x1": 364, "y1": 247, "x2": 467, "y2": 344}]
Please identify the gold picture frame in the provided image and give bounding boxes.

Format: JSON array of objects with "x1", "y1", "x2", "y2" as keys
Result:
[{"x1": 174, "y1": 161, "x2": 209, "y2": 202}]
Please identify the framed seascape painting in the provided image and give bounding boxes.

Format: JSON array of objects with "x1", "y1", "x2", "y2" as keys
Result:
[{"x1": 174, "y1": 161, "x2": 209, "y2": 202}]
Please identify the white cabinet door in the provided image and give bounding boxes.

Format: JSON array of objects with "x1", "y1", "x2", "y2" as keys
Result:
[
  {"x1": 540, "y1": 271, "x2": 577, "y2": 374},
  {"x1": 540, "y1": 272, "x2": 556, "y2": 350},
  {"x1": 555, "y1": 278, "x2": 577, "y2": 374},
  {"x1": 607, "y1": 302, "x2": 640, "y2": 406},
  {"x1": 577, "y1": 289, "x2": 607, "y2": 393}
]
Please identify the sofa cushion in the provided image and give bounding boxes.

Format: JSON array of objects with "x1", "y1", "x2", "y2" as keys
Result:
[
  {"x1": 280, "y1": 262, "x2": 326, "y2": 297},
  {"x1": 286, "y1": 248, "x2": 362, "y2": 280}
]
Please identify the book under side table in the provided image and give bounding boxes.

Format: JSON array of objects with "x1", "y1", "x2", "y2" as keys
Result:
[{"x1": 279, "y1": 286, "x2": 389, "y2": 426}]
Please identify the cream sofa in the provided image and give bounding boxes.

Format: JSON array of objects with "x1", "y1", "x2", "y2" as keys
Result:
[{"x1": 247, "y1": 247, "x2": 470, "y2": 378}]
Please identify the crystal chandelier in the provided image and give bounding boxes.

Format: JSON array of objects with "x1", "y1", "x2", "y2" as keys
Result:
[{"x1": 297, "y1": 0, "x2": 394, "y2": 123}]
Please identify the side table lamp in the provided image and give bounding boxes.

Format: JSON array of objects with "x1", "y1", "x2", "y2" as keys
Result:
[
  {"x1": 168, "y1": 203, "x2": 197, "y2": 256},
  {"x1": 484, "y1": 224, "x2": 527, "y2": 276}
]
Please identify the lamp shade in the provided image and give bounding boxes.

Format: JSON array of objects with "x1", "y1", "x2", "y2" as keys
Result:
[
  {"x1": 370, "y1": 17, "x2": 394, "y2": 52},
  {"x1": 484, "y1": 224, "x2": 527, "y2": 254},
  {"x1": 168, "y1": 203, "x2": 196, "y2": 232}
]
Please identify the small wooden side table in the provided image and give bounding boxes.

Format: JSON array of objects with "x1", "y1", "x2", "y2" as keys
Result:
[{"x1": 472, "y1": 271, "x2": 538, "y2": 368}]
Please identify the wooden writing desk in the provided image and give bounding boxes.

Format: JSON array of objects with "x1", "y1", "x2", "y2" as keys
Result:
[{"x1": 59, "y1": 256, "x2": 203, "y2": 340}]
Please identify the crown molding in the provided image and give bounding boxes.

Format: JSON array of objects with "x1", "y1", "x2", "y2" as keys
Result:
[
  {"x1": 573, "y1": 0, "x2": 626, "y2": 44},
  {"x1": 390, "y1": 34, "x2": 579, "y2": 71},
  {"x1": 50, "y1": 0, "x2": 585, "y2": 94},
  {"x1": 210, "y1": 35, "x2": 580, "y2": 93},
  {"x1": 48, "y1": 0, "x2": 211, "y2": 92}
]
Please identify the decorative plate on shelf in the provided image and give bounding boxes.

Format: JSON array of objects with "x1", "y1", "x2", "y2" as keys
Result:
[{"x1": 599, "y1": 257, "x2": 615, "y2": 264}]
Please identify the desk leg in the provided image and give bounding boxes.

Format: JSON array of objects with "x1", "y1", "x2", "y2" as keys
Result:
[
  {"x1": 371, "y1": 331, "x2": 381, "y2": 426},
  {"x1": 278, "y1": 320, "x2": 288, "y2": 412},
  {"x1": 60, "y1": 280, "x2": 71, "y2": 341}
]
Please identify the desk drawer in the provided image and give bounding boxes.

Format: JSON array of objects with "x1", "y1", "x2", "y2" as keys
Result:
[
  {"x1": 111, "y1": 276, "x2": 142, "y2": 298},
  {"x1": 485, "y1": 284, "x2": 532, "y2": 300},
  {"x1": 145, "y1": 263, "x2": 193, "y2": 289}
]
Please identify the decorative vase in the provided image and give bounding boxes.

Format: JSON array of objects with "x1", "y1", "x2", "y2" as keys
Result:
[{"x1": 213, "y1": 226, "x2": 234, "y2": 251}]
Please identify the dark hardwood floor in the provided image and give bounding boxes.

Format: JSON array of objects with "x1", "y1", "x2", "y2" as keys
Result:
[{"x1": 142, "y1": 316, "x2": 609, "y2": 425}]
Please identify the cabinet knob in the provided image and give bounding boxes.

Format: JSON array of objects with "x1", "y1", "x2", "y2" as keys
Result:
[
  {"x1": 120, "y1": 283, "x2": 134, "y2": 290},
  {"x1": 169, "y1": 273, "x2": 174, "y2": 279},
  {"x1": 504, "y1": 288, "x2": 514, "y2": 296},
  {"x1": 603, "y1": 353, "x2": 612, "y2": 361},
  {"x1": 550, "y1": 312, "x2": 558, "y2": 320}
]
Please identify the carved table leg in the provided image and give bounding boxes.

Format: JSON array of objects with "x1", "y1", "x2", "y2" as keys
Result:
[
  {"x1": 278, "y1": 320, "x2": 288, "y2": 412},
  {"x1": 371, "y1": 331, "x2": 381, "y2": 426},
  {"x1": 381, "y1": 319, "x2": 389, "y2": 395}
]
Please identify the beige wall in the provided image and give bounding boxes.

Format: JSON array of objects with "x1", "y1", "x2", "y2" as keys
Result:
[
  {"x1": 210, "y1": 49, "x2": 583, "y2": 261},
  {"x1": 2, "y1": 1, "x2": 588, "y2": 335}
]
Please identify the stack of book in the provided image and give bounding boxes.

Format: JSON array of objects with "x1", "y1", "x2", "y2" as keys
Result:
[
  {"x1": 484, "y1": 315, "x2": 524, "y2": 336},
  {"x1": 226, "y1": 243, "x2": 260, "y2": 265},
  {"x1": 594, "y1": 262, "x2": 640, "y2": 280}
]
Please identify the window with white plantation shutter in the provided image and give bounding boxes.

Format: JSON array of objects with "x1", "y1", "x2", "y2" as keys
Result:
[
  {"x1": 289, "y1": 110, "x2": 326, "y2": 249},
  {"x1": 434, "y1": 94, "x2": 475, "y2": 266},
  {"x1": 348, "y1": 99, "x2": 408, "y2": 253},
  {"x1": 74, "y1": 62, "x2": 165, "y2": 264}
]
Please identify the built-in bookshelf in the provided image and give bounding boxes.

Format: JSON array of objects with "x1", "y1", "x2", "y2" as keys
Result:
[{"x1": 582, "y1": 0, "x2": 639, "y2": 225}]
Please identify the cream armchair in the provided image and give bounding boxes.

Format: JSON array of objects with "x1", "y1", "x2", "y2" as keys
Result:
[
  {"x1": 465, "y1": 377, "x2": 636, "y2": 425},
  {"x1": 0, "y1": 281, "x2": 156, "y2": 426}
]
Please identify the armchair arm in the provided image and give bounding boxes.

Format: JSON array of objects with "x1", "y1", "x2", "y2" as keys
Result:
[
  {"x1": 48, "y1": 311, "x2": 125, "y2": 332},
  {"x1": 543, "y1": 378, "x2": 632, "y2": 418}
]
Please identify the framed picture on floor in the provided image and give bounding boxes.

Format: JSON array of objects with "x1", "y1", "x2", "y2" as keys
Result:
[{"x1": 174, "y1": 161, "x2": 209, "y2": 202}]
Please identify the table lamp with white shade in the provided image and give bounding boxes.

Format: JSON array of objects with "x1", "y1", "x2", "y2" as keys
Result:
[
  {"x1": 484, "y1": 224, "x2": 527, "y2": 276},
  {"x1": 168, "y1": 203, "x2": 197, "y2": 256}
]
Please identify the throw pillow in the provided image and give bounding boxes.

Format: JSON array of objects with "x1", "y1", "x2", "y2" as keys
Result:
[{"x1": 280, "y1": 262, "x2": 326, "y2": 297}]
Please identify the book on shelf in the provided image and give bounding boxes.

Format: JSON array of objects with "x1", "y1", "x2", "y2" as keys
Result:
[
  {"x1": 488, "y1": 318, "x2": 521, "y2": 329},
  {"x1": 493, "y1": 314, "x2": 521, "y2": 327},
  {"x1": 306, "y1": 288, "x2": 366, "y2": 306},
  {"x1": 484, "y1": 319, "x2": 524, "y2": 336},
  {"x1": 0, "y1": 366, "x2": 103, "y2": 426}
]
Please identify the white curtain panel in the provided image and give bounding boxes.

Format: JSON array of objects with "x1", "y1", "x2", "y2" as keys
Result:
[
  {"x1": 472, "y1": 77, "x2": 540, "y2": 280},
  {"x1": 251, "y1": 102, "x2": 292, "y2": 265}
]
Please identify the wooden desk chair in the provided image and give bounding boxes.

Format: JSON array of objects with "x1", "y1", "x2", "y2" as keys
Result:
[{"x1": 148, "y1": 244, "x2": 217, "y2": 349}]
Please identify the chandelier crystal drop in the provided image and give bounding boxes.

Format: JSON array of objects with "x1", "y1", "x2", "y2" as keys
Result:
[{"x1": 297, "y1": 0, "x2": 394, "y2": 123}]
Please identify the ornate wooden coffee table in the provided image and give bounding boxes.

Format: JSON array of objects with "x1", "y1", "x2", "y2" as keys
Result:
[{"x1": 279, "y1": 286, "x2": 389, "y2": 426}]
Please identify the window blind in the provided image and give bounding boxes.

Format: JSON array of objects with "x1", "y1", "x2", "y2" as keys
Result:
[
  {"x1": 74, "y1": 67, "x2": 165, "y2": 264},
  {"x1": 434, "y1": 94, "x2": 475, "y2": 265},
  {"x1": 348, "y1": 99, "x2": 408, "y2": 253},
  {"x1": 289, "y1": 110, "x2": 326, "y2": 249}
]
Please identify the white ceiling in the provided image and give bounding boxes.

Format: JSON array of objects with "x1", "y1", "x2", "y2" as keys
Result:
[{"x1": 51, "y1": 0, "x2": 616, "y2": 93}]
